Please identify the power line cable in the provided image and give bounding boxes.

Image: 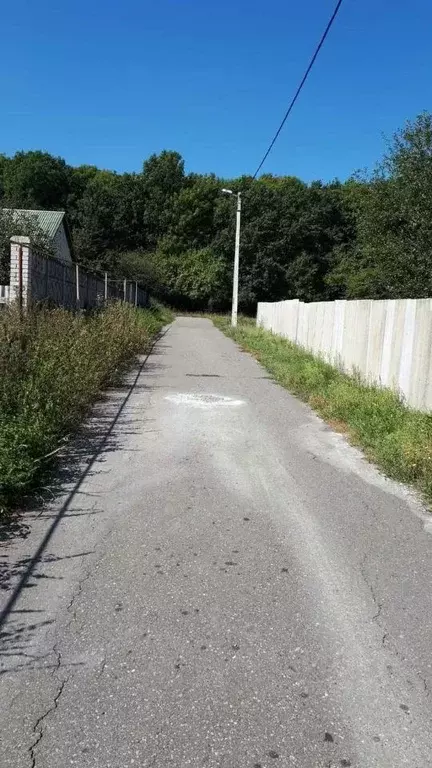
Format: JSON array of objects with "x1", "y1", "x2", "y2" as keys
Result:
[{"x1": 252, "y1": 0, "x2": 345, "y2": 179}]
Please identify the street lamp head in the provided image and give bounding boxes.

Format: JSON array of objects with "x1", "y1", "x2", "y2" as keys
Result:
[{"x1": 221, "y1": 188, "x2": 233, "y2": 195}]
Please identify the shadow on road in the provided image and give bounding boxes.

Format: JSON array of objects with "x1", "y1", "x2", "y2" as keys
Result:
[{"x1": 0, "y1": 331, "x2": 167, "y2": 660}]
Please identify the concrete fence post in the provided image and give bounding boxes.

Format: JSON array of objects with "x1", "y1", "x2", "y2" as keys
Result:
[
  {"x1": 45, "y1": 256, "x2": 50, "y2": 300},
  {"x1": 62, "y1": 263, "x2": 66, "y2": 305},
  {"x1": 75, "y1": 264, "x2": 80, "y2": 307}
]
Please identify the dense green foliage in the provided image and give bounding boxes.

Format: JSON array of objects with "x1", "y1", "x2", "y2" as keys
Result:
[
  {"x1": 214, "y1": 317, "x2": 432, "y2": 503},
  {"x1": 329, "y1": 114, "x2": 432, "y2": 299},
  {"x1": 2, "y1": 113, "x2": 432, "y2": 307},
  {"x1": 0, "y1": 303, "x2": 171, "y2": 513}
]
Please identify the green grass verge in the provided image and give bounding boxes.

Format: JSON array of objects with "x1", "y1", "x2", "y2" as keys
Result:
[
  {"x1": 0, "y1": 302, "x2": 172, "y2": 514},
  {"x1": 213, "y1": 316, "x2": 432, "y2": 504}
]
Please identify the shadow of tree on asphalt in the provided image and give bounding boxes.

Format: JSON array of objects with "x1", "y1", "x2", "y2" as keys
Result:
[{"x1": 0, "y1": 331, "x2": 167, "y2": 674}]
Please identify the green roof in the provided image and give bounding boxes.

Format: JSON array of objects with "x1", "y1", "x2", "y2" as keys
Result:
[{"x1": 2, "y1": 209, "x2": 66, "y2": 239}]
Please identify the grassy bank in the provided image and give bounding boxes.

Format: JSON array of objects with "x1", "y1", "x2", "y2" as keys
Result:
[
  {"x1": 0, "y1": 302, "x2": 172, "y2": 513},
  {"x1": 213, "y1": 316, "x2": 432, "y2": 504}
]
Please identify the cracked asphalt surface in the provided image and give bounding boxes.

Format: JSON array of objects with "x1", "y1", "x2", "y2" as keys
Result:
[{"x1": 1, "y1": 316, "x2": 432, "y2": 767}]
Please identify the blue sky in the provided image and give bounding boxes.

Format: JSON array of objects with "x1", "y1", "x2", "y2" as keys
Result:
[{"x1": 1, "y1": 0, "x2": 431, "y2": 181}]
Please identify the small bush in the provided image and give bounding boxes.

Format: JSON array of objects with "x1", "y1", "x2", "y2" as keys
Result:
[
  {"x1": 213, "y1": 317, "x2": 432, "y2": 504},
  {"x1": 0, "y1": 302, "x2": 171, "y2": 512}
]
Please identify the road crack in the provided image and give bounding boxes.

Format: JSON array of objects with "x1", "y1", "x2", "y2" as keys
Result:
[
  {"x1": 28, "y1": 676, "x2": 68, "y2": 767},
  {"x1": 360, "y1": 553, "x2": 383, "y2": 624},
  {"x1": 64, "y1": 524, "x2": 114, "y2": 630},
  {"x1": 66, "y1": 568, "x2": 91, "y2": 624},
  {"x1": 360, "y1": 554, "x2": 431, "y2": 701},
  {"x1": 25, "y1": 519, "x2": 115, "y2": 766},
  {"x1": 98, "y1": 656, "x2": 107, "y2": 678}
]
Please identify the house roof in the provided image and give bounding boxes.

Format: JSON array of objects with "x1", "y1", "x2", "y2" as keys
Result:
[
  {"x1": 2, "y1": 208, "x2": 66, "y2": 239},
  {"x1": 2, "y1": 208, "x2": 73, "y2": 255}
]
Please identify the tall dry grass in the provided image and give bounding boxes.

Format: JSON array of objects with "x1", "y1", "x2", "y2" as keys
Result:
[{"x1": 0, "y1": 302, "x2": 170, "y2": 512}]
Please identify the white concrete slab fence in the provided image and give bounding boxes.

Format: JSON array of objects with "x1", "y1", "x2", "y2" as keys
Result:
[{"x1": 257, "y1": 298, "x2": 432, "y2": 412}]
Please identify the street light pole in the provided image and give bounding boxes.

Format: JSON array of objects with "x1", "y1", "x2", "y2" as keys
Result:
[
  {"x1": 221, "y1": 188, "x2": 242, "y2": 328},
  {"x1": 232, "y1": 192, "x2": 241, "y2": 328}
]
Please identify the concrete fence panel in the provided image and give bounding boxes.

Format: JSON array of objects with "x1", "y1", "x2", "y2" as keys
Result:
[
  {"x1": 330, "y1": 300, "x2": 346, "y2": 367},
  {"x1": 256, "y1": 296, "x2": 432, "y2": 412},
  {"x1": 317, "y1": 302, "x2": 335, "y2": 361},
  {"x1": 296, "y1": 301, "x2": 308, "y2": 347},
  {"x1": 406, "y1": 299, "x2": 432, "y2": 411},
  {"x1": 310, "y1": 303, "x2": 319, "y2": 350},
  {"x1": 341, "y1": 300, "x2": 372, "y2": 374},
  {"x1": 4, "y1": 237, "x2": 150, "y2": 312},
  {"x1": 387, "y1": 300, "x2": 408, "y2": 392},
  {"x1": 365, "y1": 300, "x2": 387, "y2": 383}
]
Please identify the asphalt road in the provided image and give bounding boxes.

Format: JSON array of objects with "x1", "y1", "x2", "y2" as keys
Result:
[{"x1": 1, "y1": 317, "x2": 432, "y2": 768}]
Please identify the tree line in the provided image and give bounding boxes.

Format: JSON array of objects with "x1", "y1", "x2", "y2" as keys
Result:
[{"x1": 1, "y1": 112, "x2": 432, "y2": 309}]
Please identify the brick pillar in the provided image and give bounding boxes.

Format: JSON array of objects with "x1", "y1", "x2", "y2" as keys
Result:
[{"x1": 10, "y1": 236, "x2": 31, "y2": 307}]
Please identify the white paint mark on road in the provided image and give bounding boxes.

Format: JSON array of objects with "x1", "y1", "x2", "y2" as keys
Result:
[{"x1": 165, "y1": 393, "x2": 245, "y2": 409}]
